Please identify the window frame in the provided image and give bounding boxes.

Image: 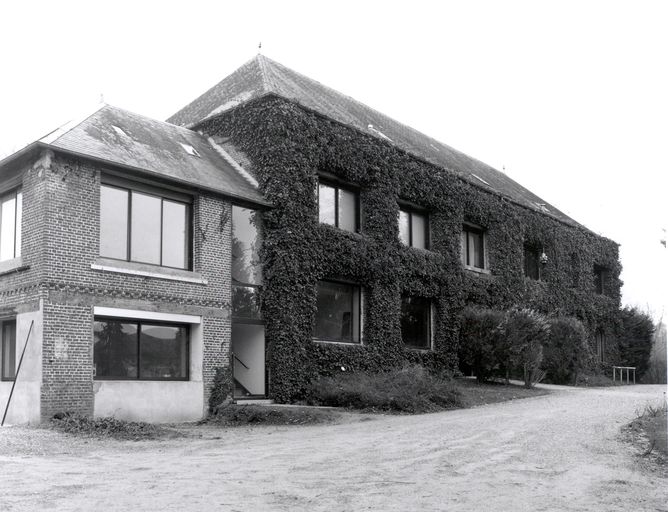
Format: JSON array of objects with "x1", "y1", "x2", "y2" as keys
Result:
[
  {"x1": 93, "y1": 316, "x2": 190, "y2": 381},
  {"x1": 400, "y1": 295, "x2": 433, "y2": 351},
  {"x1": 313, "y1": 279, "x2": 363, "y2": 344},
  {"x1": 1, "y1": 319, "x2": 16, "y2": 381},
  {"x1": 317, "y1": 179, "x2": 360, "y2": 232},
  {"x1": 523, "y1": 244, "x2": 542, "y2": 281},
  {"x1": 593, "y1": 264, "x2": 609, "y2": 295},
  {"x1": 461, "y1": 223, "x2": 487, "y2": 271},
  {"x1": 100, "y1": 179, "x2": 193, "y2": 271},
  {"x1": 398, "y1": 205, "x2": 430, "y2": 250},
  {"x1": 0, "y1": 188, "x2": 22, "y2": 262}
]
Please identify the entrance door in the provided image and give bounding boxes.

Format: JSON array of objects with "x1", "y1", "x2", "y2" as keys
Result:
[{"x1": 231, "y1": 323, "x2": 265, "y2": 397}]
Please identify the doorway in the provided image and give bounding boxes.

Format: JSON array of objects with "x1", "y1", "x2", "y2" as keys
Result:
[{"x1": 231, "y1": 323, "x2": 266, "y2": 398}]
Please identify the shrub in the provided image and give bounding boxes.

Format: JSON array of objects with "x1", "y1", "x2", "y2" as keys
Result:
[
  {"x1": 458, "y1": 307, "x2": 505, "y2": 382},
  {"x1": 501, "y1": 309, "x2": 550, "y2": 388},
  {"x1": 208, "y1": 365, "x2": 233, "y2": 412},
  {"x1": 306, "y1": 365, "x2": 464, "y2": 413},
  {"x1": 644, "y1": 321, "x2": 667, "y2": 384},
  {"x1": 614, "y1": 307, "x2": 655, "y2": 380},
  {"x1": 208, "y1": 404, "x2": 336, "y2": 426},
  {"x1": 50, "y1": 412, "x2": 172, "y2": 440},
  {"x1": 543, "y1": 316, "x2": 589, "y2": 384}
]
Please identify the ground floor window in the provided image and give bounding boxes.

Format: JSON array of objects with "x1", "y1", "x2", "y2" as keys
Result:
[
  {"x1": 314, "y1": 280, "x2": 361, "y2": 343},
  {"x1": 1, "y1": 319, "x2": 16, "y2": 380},
  {"x1": 401, "y1": 296, "x2": 432, "y2": 349},
  {"x1": 93, "y1": 318, "x2": 188, "y2": 380}
]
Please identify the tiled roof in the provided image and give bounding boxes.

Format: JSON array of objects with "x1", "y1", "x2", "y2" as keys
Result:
[
  {"x1": 168, "y1": 55, "x2": 579, "y2": 226},
  {"x1": 42, "y1": 104, "x2": 267, "y2": 206}
]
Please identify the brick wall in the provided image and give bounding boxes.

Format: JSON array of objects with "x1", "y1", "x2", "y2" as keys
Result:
[{"x1": 1, "y1": 148, "x2": 235, "y2": 419}]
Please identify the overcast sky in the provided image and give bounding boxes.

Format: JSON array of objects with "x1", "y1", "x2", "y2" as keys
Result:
[{"x1": 1, "y1": 0, "x2": 666, "y2": 319}]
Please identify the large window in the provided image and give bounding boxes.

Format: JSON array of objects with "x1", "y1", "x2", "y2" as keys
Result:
[
  {"x1": 524, "y1": 245, "x2": 541, "y2": 280},
  {"x1": 594, "y1": 265, "x2": 609, "y2": 295},
  {"x1": 0, "y1": 189, "x2": 22, "y2": 262},
  {"x1": 401, "y1": 296, "x2": 432, "y2": 349},
  {"x1": 100, "y1": 183, "x2": 191, "y2": 269},
  {"x1": 318, "y1": 181, "x2": 359, "y2": 232},
  {"x1": 93, "y1": 318, "x2": 188, "y2": 380},
  {"x1": 314, "y1": 280, "x2": 361, "y2": 343},
  {"x1": 1, "y1": 319, "x2": 16, "y2": 381},
  {"x1": 461, "y1": 224, "x2": 486, "y2": 270},
  {"x1": 398, "y1": 208, "x2": 428, "y2": 249},
  {"x1": 232, "y1": 206, "x2": 263, "y2": 320}
]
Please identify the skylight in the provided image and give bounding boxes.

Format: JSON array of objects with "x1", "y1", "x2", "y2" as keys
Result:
[
  {"x1": 112, "y1": 125, "x2": 128, "y2": 137},
  {"x1": 470, "y1": 173, "x2": 490, "y2": 186},
  {"x1": 180, "y1": 143, "x2": 201, "y2": 157}
]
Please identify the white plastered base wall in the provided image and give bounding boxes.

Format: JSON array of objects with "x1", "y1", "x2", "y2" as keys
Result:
[
  {"x1": 0, "y1": 305, "x2": 43, "y2": 425},
  {"x1": 92, "y1": 308, "x2": 205, "y2": 423}
]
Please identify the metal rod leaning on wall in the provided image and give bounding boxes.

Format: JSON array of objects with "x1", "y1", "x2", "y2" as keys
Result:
[{"x1": 2, "y1": 320, "x2": 34, "y2": 427}]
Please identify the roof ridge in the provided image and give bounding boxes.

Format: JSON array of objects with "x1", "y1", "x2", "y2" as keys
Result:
[
  {"x1": 256, "y1": 54, "x2": 277, "y2": 93},
  {"x1": 39, "y1": 103, "x2": 107, "y2": 144}
]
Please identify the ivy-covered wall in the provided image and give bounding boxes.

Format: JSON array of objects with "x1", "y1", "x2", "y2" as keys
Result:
[{"x1": 198, "y1": 95, "x2": 621, "y2": 402}]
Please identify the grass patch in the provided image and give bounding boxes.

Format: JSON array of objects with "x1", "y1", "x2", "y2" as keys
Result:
[
  {"x1": 624, "y1": 401, "x2": 667, "y2": 466},
  {"x1": 455, "y1": 377, "x2": 550, "y2": 407},
  {"x1": 50, "y1": 413, "x2": 177, "y2": 441},
  {"x1": 207, "y1": 404, "x2": 339, "y2": 426},
  {"x1": 306, "y1": 365, "x2": 464, "y2": 413}
]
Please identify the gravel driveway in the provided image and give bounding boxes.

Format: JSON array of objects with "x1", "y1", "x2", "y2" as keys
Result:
[{"x1": 1, "y1": 384, "x2": 666, "y2": 511}]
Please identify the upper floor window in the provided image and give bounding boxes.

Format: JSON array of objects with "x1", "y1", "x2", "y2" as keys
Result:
[
  {"x1": 93, "y1": 317, "x2": 188, "y2": 380},
  {"x1": 461, "y1": 224, "x2": 486, "y2": 270},
  {"x1": 593, "y1": 265, "x2": 609, "y2": 295},
  {"x1": 100, "y1": 183, "x2": 191, "y2": 270},
  {"x1": 398, "y1": 208, "x2": 428, "y2": 249},
  {"x1": 401, "y1": 296, "x2": 432, "y2": 350},
  {"x1": 1, "y1": 319, "x2": 16, "y2": 381},
  {"x1": 314, "y1": 280, "x2": 361, "y2": 343},
  {"x1": 318, "y1": 181, "x2": 359, "y2": 232},
  {"x1": 524, "y1": 244, "x2": 541, "y2": 280},
  {"x1": 0, "y1": 189, "x2": 22, "y2": 262},
  {"x1": 232, "y1": 206, "x2": 263, "y2": 320}
]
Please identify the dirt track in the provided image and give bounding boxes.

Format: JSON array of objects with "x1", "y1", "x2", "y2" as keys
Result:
[{"x1": 1, "y1": 385, "x2": 666, "y2": 511}]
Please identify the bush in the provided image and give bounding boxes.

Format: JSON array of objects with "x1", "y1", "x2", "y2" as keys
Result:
[
  {"x1": 50, "y1": 412, "x2": 172, "y2": 440},
  {"x1": 615, "y1": 307, "x2": 655, "y2": 380},
  {"x1": 458, "y1": 307, "x2": 505, "y2": 383},
  {"x1": 644, "y1": 322, "x2": 667, "y2": 384},
  {"x1": 306, "y1": 365, "x2": 464, "y2": 413},
  {"x1": 208, "y1": 404, "x2": 336, "y2": 425},
  {"x1": 543, "y1": 316, "x2": 590, "y2": 384},
  {"x1": 501, "y1": 309, "x2": 550, "y2": 388},
  {"x1": 209, "y1": 365, "x2": 233, "y2": 412}
]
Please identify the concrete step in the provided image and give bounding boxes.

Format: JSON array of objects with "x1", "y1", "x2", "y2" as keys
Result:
[{"x1": 234, "y1": 399, "x2": 274, "y2": 405}]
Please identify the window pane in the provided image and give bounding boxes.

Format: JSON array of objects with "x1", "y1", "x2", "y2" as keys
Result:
[
  {"x1": 139, "y1": 324, "x2": 187, "y2": 379},
  {"x1": 401, "y1": 296, "x2": 431, "y2": 349},
  {"x1": 411, "y1": 213, "x2": 426, "y2": 249},
  {"x1": 318, "y1": 184, "x2": 336, "y2": 226},
  {"x1": 338, "y1": 189, "x2": 357, "y2": 232},
  {"x1": 524, "y1": 247, "x2": 540, "y2": 280},
  {"x1": 15, "y1": 192, "x2": 22, "y2": 258},
  {"x1": 232, "y1": 285, "x2": 262, "y2": 319},
  {"x1": 398, "y1": 210, "x2": 410, "y2": 245},
  {"x1": 130, "y1": 192, "x2": 161, "y2": 264},
  {"x1": 232, "y1": 206, "x2": 263, "y2": 285},
  {"x1": 2, "y1": 321, "x2": 16, "y2": 379},
  {"x1": 161, "y1": 200, "x2": 188, "y2": 269},
  {"x1": 314, "y1": 281, "x2": 359, "y2": 342},
  {"x1": 468, "y1": 231, "x2": 484, "y2": 268},
  {"x1": 94, "y1": 320, "x2": 138, "y2": 378},
  {"x1": 0, "y1": 195, "x2": 16, "y2": 261},
  {"x1": 100, "y1": 186, "x2": 128, "y2": 260}
]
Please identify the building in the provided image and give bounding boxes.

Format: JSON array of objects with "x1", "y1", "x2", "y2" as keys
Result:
[{"x1": 0, "y1": 56, "x2": 621, "y2": 423}]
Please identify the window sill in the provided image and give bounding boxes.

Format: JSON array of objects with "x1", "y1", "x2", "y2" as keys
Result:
[
  {"x1": 313, "y1": 338, "x2": 362, "y2": 346},
  {"x1": 0, "y1": 257, "x2": 28, "y2": 277},
  {"x1": 91, "y1": 258, "x2": 208, "y2": 284},
  {"x1": 405, "y1": 346, "x2": 432, "y2": 353},
  {"x1": 463, "y1": 265, "x2": 491, "y2": 276}
]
